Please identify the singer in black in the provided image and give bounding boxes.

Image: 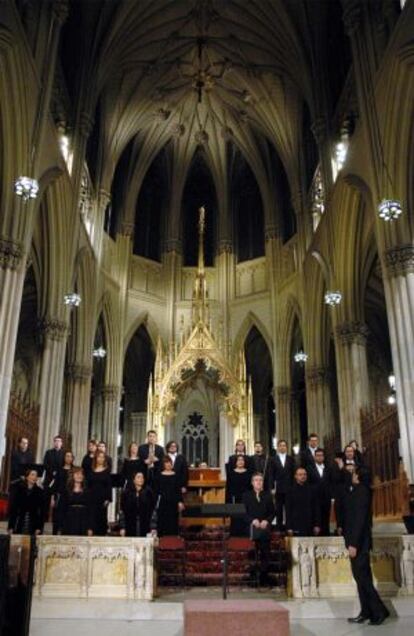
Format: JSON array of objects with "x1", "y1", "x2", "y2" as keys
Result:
[
  {"x1": 286, "y1": 467, "x2": 320, "y2": 536},
  {"x1": 272, "y1": 439, "x2": 295, "y2": 529},
  {"x1": 344, "y1": 466, "x2": 389, "y2": 626},
  {"x1": 7, "y1": 468, "x2": 44, "y2": 535},
  {"x1": 249, "y1": 441, "x2": 273, "y2": 491},
  {"x1": 10, "y1": 437, "x2": 34, "y2": 483},
  {"x1": 226, "y1": 455, "x2": 252, "y2": 536},
  {"x1": 243, "y1": 473, "x2": 275, "y2": 583},
  {"x1": 139, "y1": 430, "x2": 164, "y2": 484},
  {"x1": 121, "y1": 442, "x2": 145, "y2": 489},
  {"x1": 120, "y1": 472, "x2": 154, "y2": 537},
  {"x1": 154, "y1": 456, "x2": 184, "y2": 536},
  {"x1": 165, "y1": 440, "x2": 189, "y2": 493},
  {"x1": 87, "y1": 450, "x2": 112, "y2": 536},
  {"x1": 52, "y1": 450, "x2": 75, "y2": 534},
  {"x1": 58, "y1": 467, "x2": 94, "y2": 536}
]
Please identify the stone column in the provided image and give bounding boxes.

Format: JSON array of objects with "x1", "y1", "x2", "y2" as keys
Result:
[
  {"x1": 383, "y1": 245, "x2": 414, "y2": 480},
  {"x1": 36, "y1": 317, "x2": 70, "y2": 461},
  {"x1": 101, "y1": 384, "x2": 120, "y2": 468},
  {"x1": 64, "y1": 363, "x2": 92, "y2": 462},
  {"x1": 341, "y1": 0, "x2": 382, "y2": 193},
  {"x1": 334, "y1": 321, "x2": 370, "y2": 446},
  {"x1": 274, "y1": 386, "x2": 293, "y2": 449},
  {"x1": 219, "y1": 410, "x2": 234, "y2": 474},
  {"x1": 306, "y1": 366, "x2": 334, "y2": 441},
  {"x1": 216, "y1": 239, "x2": 235, "y2": 357},
  {"x1": 0, "y1": 238, "x2": 26, "y2": 457},
  {"x1": 129, "y1": 412, "x2": 147, "y2": 447}
]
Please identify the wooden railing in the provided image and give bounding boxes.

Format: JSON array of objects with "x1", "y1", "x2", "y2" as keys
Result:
[
  {"x1": 0, "y1": 392, "x2": 39, "y2": 493},
  {"x1": 361, "y1": 402, "x2": 409, "y2": 519}
]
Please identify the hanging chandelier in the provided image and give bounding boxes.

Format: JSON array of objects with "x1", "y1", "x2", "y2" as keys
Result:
[
  {"x1": 378, "y1": 199, "x2": 402, "y2": 222},
  {"x1": 14, "y1": 176, "x2": 39, "y2": 200},
  {"x1": 324, "y1": 290, "x2": 342, "y2": 306},
  {"x1": 294, "y1": 351, "x2": 308, "y2": 363},
  {"x1": 64, "y1": 292, "x2": 81, "y2": 307}
]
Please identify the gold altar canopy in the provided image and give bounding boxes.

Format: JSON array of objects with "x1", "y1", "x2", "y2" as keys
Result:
[{"x1": 147, "y1": 208, "x2": 254, "y2": 451}]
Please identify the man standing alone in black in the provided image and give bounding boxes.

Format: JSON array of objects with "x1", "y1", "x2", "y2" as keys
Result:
[{"x1": 344, "y1": 466, "x2": 389, "y2": 625}]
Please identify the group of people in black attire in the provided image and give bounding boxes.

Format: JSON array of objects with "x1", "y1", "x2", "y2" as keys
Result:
[
  {"x1": 225, "y1": 434, "x2": 389, "y2": 625},
  {"x1": 8, "y1": 430, "x2": 389, "y2": 625},
  {"x1": 8, "y1": 431, "x2": 188, "y2": 538}
]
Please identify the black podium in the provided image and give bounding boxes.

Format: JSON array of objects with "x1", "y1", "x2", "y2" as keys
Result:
[{"x1": 182, "y1": 503, "x2": 246, "y2": 599}]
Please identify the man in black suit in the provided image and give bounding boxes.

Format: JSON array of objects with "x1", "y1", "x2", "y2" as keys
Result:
[
  {"x1": 10, "y1": 437, "x2": 34, "y2": 483},
  {"x1": 166, "y1": 440, "x2": 189, "y2": 493},
  {"x1": 344, "y1": 466, "x2": 389, "y2": 625},
  {"x1": 286, "y1": 467, "x2": 320, "y2": 536},
  {"x1": 307, "y1": 448, "x2": 333, "y2": 536},
  {"x1": 43, "y1": 435, "x2": 65, "y2": 488},
  {"x1": 42, "y1": 435, "x2": 65, "y2": 522},
  {"x1": 272, "y1": 439, "x2": 295, "y2": 529},
  {"x1": 138, "y1": 430, "x2": 164, "y2": 483},
  {"x1": 243, "y1": 473, "x2": 275, "y2": 583},
  {"x1": 250, "y1": 441, "x2": 272, "y2": 490},
  {"x1": 300, "y1": 433, "x2": 319, "y2": 470}
]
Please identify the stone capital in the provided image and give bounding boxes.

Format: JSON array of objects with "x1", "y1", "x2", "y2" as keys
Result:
[
  {"x1": 0, "y1": 236, "x2": 24, "y2": 271},
  {"x1": 335, "y1": 321, "x2": 369, "y2": 345},
  {"x1": 38, "y1": 317, "x2": 69, "y2": 342},
  {"x1": 306, "y1": 366, "x2": 330, "y2": 389},
  {"x1": 163, "y1": 238, "x2": 182, "y2": 254},
  {"x1": 311, "y1": 116, "x2": 328, "y2": 145},
  {"x1": 384, "y1": 244, "x2": 414, "y2": 278},
  {"x1": 102, "y1": 384, "x2": 120, "y2": 402},
  {"x1": 342, "y1": 0, "x2": 362, "y2": 37},
  {"x1": 79, "y1": 112, "x2": 94, "y2": 139},
  {"x1": 51, "y1": 0, "x2": 70, "y2": 24},
  {"x1": 217, "y1": 239, "x2": 233, "y2": 255},
  {"x1": 120, "y1": 221, "x2": 135, "y2": 237},
  {"x1": 275, "y1": 385, "x2": 291, "y2": 403},
  {"x1": 265, "y1": 225, "x2": 279, "y2": 242},
  {"x1": 66, "y1": 363, "x2": 92, "y2": 383}
]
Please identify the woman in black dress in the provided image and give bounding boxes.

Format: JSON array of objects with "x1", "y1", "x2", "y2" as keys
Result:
[
  {"x1": 226, "y1": 439, "x2": 252, "y2": 474},
  {"x1": 87, "y1": 451, "x2": 112, "y2": 536},
  {"x1": 120, "y1": 472, "x2": 154, "y2": 537},
  {"x1": 52, "y1": 450, "x2": 75, "y2": 534},
  {"x1": 154, "y1": 457, "x2": 184, "y2": 536},
  {"x1": 121, "y1": 442, "x2": 145, "y2": 489},
  {"x1": 226, "y1": 455, "x2": 252, "y2": 536},
  {"x1": 58, "y1": 468, "x2": 94, "y2": 536},
  {"x1": 7, "y1": 468, "x2": 44, "y2": 535}
]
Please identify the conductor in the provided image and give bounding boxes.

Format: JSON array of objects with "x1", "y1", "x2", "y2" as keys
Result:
[{"x1": 343, "y1": 465, "x2": 389, "y2": 625}]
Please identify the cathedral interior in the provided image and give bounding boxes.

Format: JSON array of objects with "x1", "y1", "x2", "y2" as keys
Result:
[{"x1": 0, "y1": 0, "x2": 414, "y2": 631}]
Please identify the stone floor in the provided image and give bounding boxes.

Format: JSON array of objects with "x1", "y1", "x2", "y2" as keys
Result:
[{"x1": 30, "y1": 595, "x2": 414, "y2": 636}]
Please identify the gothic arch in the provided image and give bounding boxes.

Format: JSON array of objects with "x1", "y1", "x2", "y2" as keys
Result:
[
  {"x1": 233, "y1": 311, "x2": 273, "y2": 362},
  {"x1": 123, "y1": 312, "x2": 160, "y2": 358}
]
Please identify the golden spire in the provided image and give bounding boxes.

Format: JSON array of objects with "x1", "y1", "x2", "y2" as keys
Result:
[
  {"x1": 192, "y1": 206, "x2": 209, "y2": 326},
  {"x1": 198, "y1": 205, "x2": 205, "y2": 274}
]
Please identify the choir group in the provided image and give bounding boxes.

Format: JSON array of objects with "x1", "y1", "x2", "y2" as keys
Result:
[
  {"x1": 7, "y1": 430, "x2": 363, "y2": 539},
  {"x1": 6, "y1": 430, "x2": 391, "y2": 624}
]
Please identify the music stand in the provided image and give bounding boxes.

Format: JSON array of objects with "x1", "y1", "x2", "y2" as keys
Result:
[{"x1": 182, "y1": 503, "x2": 246, "y2": 599}]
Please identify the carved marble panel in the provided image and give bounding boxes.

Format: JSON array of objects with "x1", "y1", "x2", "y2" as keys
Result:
[
  {"x1": 34, "y1": 536, "x2": 156, "y2": 599},
  {"x1": 289, "y1": 536, "x2": 402, "y2": 598}
]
